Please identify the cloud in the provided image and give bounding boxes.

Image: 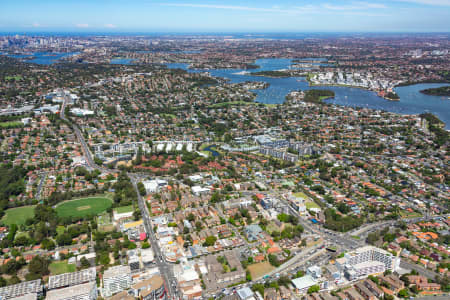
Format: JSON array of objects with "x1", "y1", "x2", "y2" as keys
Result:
[
  {"x1": 76, "y1": 23, "x2": 89, "y2": 28},
  {"x1": 396, "y1": 0, "x2": 450, "y2": 5},
  {"x1": 322, "y1": 2, "x2": 387, "y2": 11},
  {"x1": 32, "y1": 23, "x2": 41, "y2": 28},
  {"x1": 104, "y1": 24, "x2": 117, "y2": 28},
  {"x1": 161, "y1": 3, "x2": 292, "y2": 13},
  {"x1": 162, "y1": 2, "x2": 388, "y2": 15}
]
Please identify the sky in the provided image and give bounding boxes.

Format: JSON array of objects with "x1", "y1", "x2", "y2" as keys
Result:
[{"x1": 0, "y1": 0, "x2": 449, "y2": 33}]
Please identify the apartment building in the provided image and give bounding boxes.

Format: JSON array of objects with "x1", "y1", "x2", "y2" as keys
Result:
[
  {"x1": 47, "y1": 268, "x2": 96, "y2": 291},
  {"x1": 339, "y1": 246, "x2": 398, "y2": 280},
  {"x1": 0, "y1": 280, "x2": 43, "y2": 299},
  {"x1": 102, "y1": 265, "x2": 132, "y2": 297},
  {"x1": 46, "y1": 281, "x2": 97, "y2": 300}
]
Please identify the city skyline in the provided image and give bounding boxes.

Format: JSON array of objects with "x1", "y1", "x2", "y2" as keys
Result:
[{"x1": 1, "y1": 0, "x2": 450, "y2": 33}]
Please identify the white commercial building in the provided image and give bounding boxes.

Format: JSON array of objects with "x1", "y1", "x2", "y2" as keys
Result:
[
  {"x1": 102, "y1": 265, "x2": 132, "y2": 297},
  {"x1": 191, "y1": 185, "x2": 210, "y2": 196},
  {"x1": 291, "y1": 275, "x2": 318, "y2": 294},
  {"x1": 70, "y1": 108, "x2": 94, "y2": 116},
  {"x1": 141, "y1": 248, "x2": 155, "y2": 266},
  {"x1": 46, "y1": 281, "x2": 97, "y2": 300},
  {"x1": 143, "y1": 179, "x2": 167, "y2": 194}
]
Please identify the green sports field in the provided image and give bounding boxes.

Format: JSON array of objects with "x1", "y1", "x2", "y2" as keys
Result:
[
  {"x1": 305, "y1": 201, "x2": 320, "y2": 209},
  {"x1": 1, "y1": 206, "x2": 35, "y2": 226},
  {"x1": 56, "y1": 197, "x2": 112, "y2": 218}
]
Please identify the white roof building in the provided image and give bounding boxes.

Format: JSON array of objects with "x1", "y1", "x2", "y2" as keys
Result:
[
  {"x1": 291, "y1": 275, "x2": 317, "y2": 293},
  {"x1": 237, "y1": 287, "x2": 255, "y2": 300},
  {"x1": 46, "y1": 281, "x2": 97, "y2": 300},
  {"x1": 191, "y1": 186, "x2": 210, "y2": 195}
]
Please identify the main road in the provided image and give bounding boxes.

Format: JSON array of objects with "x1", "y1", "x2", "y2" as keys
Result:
[
  {"x1": 60, "y1": 93, "x2": 105, "y2": 171},
  {"x1": 60, "y1": 95, "x2": 176, "y2": 299},
  {"x1": 130, "y1": 174, "x2": 178, "y2": 300}
]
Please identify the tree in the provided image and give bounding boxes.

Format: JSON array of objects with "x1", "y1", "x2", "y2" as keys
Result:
[
  {"x1": 203, "y1": 236, "x2": 217, "y2": 247},
  {"x1": 278, "y1": 275, "x2": 291, "y2": 287},
  {"x1": 294, "y1": 270, "x2": 305, "y2": 278},
  {"x1": 142, "y1": 241, "x2": 150, "y2": 249},
  {"x1": 307, "y1": 285, "x2": 320, "y2": 294},
  {"x1": 133, "y1": 209, "x2": 141, "y2": 221},
  {"x1": 195, "y1": 221, "x2": 203, "y2": 231},
  {"x1": 268, "y1": 254, "x2": 280, "y2": 267},
  {"x1": 28, "y1": 256, "x2": 50, "y2": 277},
  {"x1": 137, "y1": 182, "x2": 146, "y2": 196},
  {"x1": 337, "y1": 202, "x2": 350, "y2": 214},
  {"x1": 80, "y1": 257, "x2": 91, "y2": 269},
  {"x1": 99, "y1": 252, "x2": 110, "y2": 265},
  {"x1": 210, "y1": 192, "x2": 222, "y2": 204},
  {"x1": 187, "y1": 213, "x2": 195, "y2": 222},
  {"x1": 368, "y1": 275, "x2": 379, "y2": 285},
  {"x1": 384, "y1": 294, "x2": 394, "y2": 300},
  {"x1": 246, "y1": 270, "x2": 252, "y2": 281},
  {"x1": 56, "y1": 233, "x2": 73, "y2": 246},
  {"x1": 8, "y1": 275, "x2": 21, "y2": 285},
  {"x1": 383, "y1": 233, "x2": 396, "y2": 243},
  {"x1": 398, "y1": 289, "x2": 409, "y2": 298},
  {"x1": 0, "y1": 276, "x2": 6, "y2": 287},
  {"x1": 252, "y1": 283, "x2": 265, "y2": 297},
  {"x1": 2, "y1": 259, "x2": 24, "y2": 275},
  {"x1": 41, "y1": 238, "x2": 56, "y2": 250},
  {"x1": 14, "y1": 235, "x2": 29, "y2": 246}
]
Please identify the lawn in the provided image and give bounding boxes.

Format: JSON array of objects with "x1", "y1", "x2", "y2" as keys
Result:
[
  {"x1": 5, "y1": 75, "x2": 22, "y2": 80},
  {"x1": 114, "y1": 205, "x2": 133, "y2": 214},
  {"x1": 1, "y1": 206, "x2": 35, "y2": 226},
  {"x1": 56, "y1": 197, "x2": 112, "y2": 218},
  {"x1": 305, "y1": 201, "x2": 320, "y2": 209},
  {"x1": 49, "y1": 261, "x2": 76, "y2": 275},
  {"x1": 0, "y1": 121, "x2": 23, "y2": 128},
  {"x1": 161, "y1": 113, "x2": 176, "y2": 119},
  {"x1": 248, "y1": 261, "x2": 276, "y2": 279},
  {"x1": 293, "y1": 192, "x2": 309, "y2": 200},
  {"x1": 15, "y1": 231, "x2": 30, "y2": 240},
  {"x1": 400, "y1": 211, "x2": 422, "y2": 219}
]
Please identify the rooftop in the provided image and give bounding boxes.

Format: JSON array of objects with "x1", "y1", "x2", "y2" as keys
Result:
[
  {"x1": 0, "y1": 280, "x2": 42, "y2": 299},
  {"x1": 292, "y1": 275, "x2": 317, "y2": 290},
  {"x1": 47, "y1": 267, "x2": 96, "y2": 290},
  {"x1": 46, "y1": 282, "x2": 95, "y2": 300},
  {"x1": 103, "y1": 265, "x2": 131, "y2": 279}
]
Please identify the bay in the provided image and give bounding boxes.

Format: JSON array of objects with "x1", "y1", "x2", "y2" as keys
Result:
[
  {"x1": 2, "y1": 51, "x2": 78, "y2": 65},
  {"x1": 166, "y1": 58, "x2": 450, "y2": 129}
]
